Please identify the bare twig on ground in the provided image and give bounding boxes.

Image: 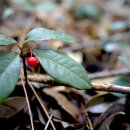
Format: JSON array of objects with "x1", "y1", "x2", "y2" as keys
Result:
[
  {"x1": 89, "y1": 69, "x2": 130, "y2": 80},
  {"x1": 23, "y1": 68, "x2": 130, "y2": 82},
  {"x1": 92, "y1": 83, "x2": 130, "y2": 94},
  {"x1": 20, "y1": 72, "x2": 130, "y2": 94}
]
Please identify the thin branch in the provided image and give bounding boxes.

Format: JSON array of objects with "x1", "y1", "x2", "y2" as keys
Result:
[
  {"x1": 21, "y1": 69, "x2": 130, "y2": 82},
  {"x1": 92, "y1": 83, "x2": 130, "y2": 94},
  {"x1": 20, "y1": 70, "x2": 34, "y2": 130},
  {"x1": 89, "y1": 69, "x2": 130, "y2": 80},
  {"x1": 44, "y1": 114, "x2": 53, "y2": 130},
  {"x1": 28, "y1": 81, "x2": 56, "y2": 130}
]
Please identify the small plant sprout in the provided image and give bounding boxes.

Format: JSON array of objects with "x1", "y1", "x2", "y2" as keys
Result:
[{"x1": 0, "y1": 27, "x2": 92, "y2": 103}]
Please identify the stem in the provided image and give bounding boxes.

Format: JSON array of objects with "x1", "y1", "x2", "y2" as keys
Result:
[
  {"x1": 21, "y1": 50, "x2": 28, "y2": 85},
  {"x1": 30, "y1": 48, "x2": 32, "y2": 57}
]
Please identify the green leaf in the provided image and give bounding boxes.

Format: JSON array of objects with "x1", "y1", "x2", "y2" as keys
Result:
[
  {"x1": 33, "y1": 49, "x2": 92, "y2": 89},
  {"x1": 0, "y1": 34, "x2": 17, "y2": 46},
  {"x1": 25, "y1": 28, "x2": 76, "y2": 43},
  {"x1": 118, "y1": 56, "x2": 130, "y2": 69},
  {"x1": 0, "y1": 52, "x2": 21, "y2": 103}
]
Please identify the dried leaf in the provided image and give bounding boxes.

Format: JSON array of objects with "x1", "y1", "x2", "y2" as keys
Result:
[{"x1": 43, "y1": 89, "x2": 79, "y2": 120}]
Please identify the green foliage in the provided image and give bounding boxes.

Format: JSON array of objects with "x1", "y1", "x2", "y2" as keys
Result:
[
  {"x1": 0, "y1": 34, "x2": 17, "y2": 46},
  {"x1": 33, "y1": 49, "x2": 92, "y2": 89},
  {"x1": 0, "y1": 27, "x2": 92, "y2": 102},
  {"x1": 25, "y1": 28, "x2": 76, "y2": 43},
  {"x1": 0, "y1": 52, "x2": 21, "y2": 103}
]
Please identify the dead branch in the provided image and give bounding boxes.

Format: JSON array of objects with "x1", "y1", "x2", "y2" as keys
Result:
[{"x1": 92, "y1": 83, "x2": 130, "y2": 94}]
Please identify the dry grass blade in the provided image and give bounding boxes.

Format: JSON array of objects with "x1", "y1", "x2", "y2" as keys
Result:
[
  {"x1": 28, "y1": 81, "x2": 56, "y2": 130},
  {"x1": 86, "y1": 113, "x2": 93, "y2": 130},
  {"x1": 20, "y1": 70, "x2": 34, "y2": 130},
  {"x1": 44, "y1": 114, "x2": 53, "y2": 130}
]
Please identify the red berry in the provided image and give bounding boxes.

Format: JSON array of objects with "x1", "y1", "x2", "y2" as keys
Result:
[{"x1": 26, "y1": 56, "x2": 39, "y2": 67}]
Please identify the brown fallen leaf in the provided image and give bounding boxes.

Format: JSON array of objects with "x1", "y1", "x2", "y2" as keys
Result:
[{"x1": 43, "y1": 88, "x2": 79, "y2": 120}]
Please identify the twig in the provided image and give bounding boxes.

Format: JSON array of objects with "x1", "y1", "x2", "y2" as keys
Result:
[
  {"x1": 20, "y1": 70, "x2": 34, "y2": 130},
  {"x1": 44, "y1": 114, "x2": 53, "y2": 130},
  {"x1": 89, "y1": 69, "x2": 130, "y2": 80},
  {"x1": 92, "y1": 83, "x2": 130, "y2": 94},
  {"x1": 20, "y1": 68, "x2": 130, "y2": 82},
  {"x1": 21, "y1": 72, "x2": 130, "y2": 94},
  {"x1": 28, "y1": 81, "x2": 56, "y2": 130}
]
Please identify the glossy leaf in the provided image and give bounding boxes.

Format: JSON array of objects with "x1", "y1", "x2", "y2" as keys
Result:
[
  {"x1": 25, "y1": 28, "x2": 76, "y2": 43},
  {"x1": 33, "y1": 49, "x2": 92, "y2": 89},
  {"x1": 0, "y1": 34, "x2": 17, "y2": 46},
  {"x1": 118, "y1": 56, "x2": 130, "y2": 69},
  {"x1": 0, "y1": 52, "x2": 21, "y2": 103}
]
